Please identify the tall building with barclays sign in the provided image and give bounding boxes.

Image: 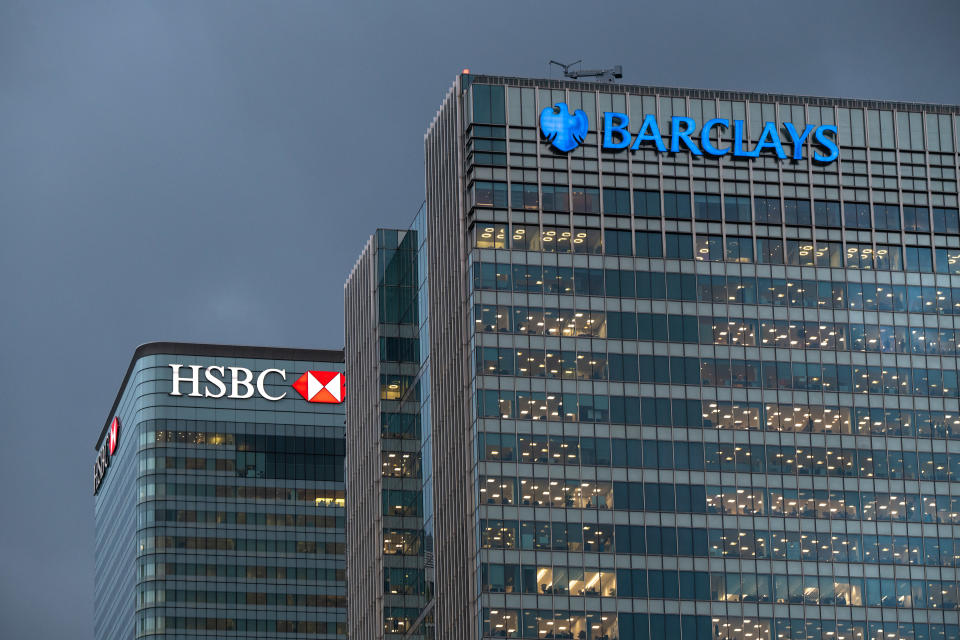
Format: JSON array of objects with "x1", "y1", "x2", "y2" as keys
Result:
[
  {"x1": 344, "y1": 73, "x2": 960, "y2": 640},
  {"x1": 93, "y1": 342, "x2": 346, "y2": 640}
]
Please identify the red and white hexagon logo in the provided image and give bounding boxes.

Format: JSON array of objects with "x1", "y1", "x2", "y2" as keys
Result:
[
  {"x1": 108, "y1": 416, "x2": 120, "y2": 455},
  {"x1": 292, "y1": 371, "x2": 345, "y2": 404}
]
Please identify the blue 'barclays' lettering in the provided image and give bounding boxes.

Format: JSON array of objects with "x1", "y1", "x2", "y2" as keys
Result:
[{"x1": 600, "y1": 112, "x2": 838, "y2": 162}]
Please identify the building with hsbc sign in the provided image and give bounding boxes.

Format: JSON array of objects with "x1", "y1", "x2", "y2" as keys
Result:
[{"x1": 93, "y1": 342, "x2": 346, "y2": 640}]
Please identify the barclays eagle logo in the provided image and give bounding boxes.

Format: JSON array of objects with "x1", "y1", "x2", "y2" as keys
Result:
[{"x1": 539, "y1": 102, "x2": 589, "y2": 152}]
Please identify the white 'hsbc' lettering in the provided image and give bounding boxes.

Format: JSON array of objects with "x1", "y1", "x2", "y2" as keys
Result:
[{"x1": 169, "y1": 364, "x2": 287, "y2": 400}]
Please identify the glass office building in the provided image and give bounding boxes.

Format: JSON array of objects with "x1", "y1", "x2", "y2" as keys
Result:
[
  {"x1": 93, "y1": 342, "x2": 346, "y2": 640},
  {"x1": 345, "y1": 74, "x2": 960, "y2": 640}
]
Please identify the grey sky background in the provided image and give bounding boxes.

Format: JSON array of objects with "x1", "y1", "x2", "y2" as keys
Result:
[{"x1": 1, "y1": 1, "x2": 958, "y2": 637}]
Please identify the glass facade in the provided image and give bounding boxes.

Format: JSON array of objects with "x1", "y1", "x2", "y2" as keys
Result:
[
  {"x1": 345, "y1": 222, "x2": 434, "y2": 640},
  {"x1": 93, "y1": 344, "x2": 346, "y2": 640},
  {"x1": 346, "y1": 74, "x2": 960, "y2": 640}
]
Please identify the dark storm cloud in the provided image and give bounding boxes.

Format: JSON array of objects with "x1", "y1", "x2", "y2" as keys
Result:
[{"x1": 0, "y1": 1, "x2": 957, "y2": 637}]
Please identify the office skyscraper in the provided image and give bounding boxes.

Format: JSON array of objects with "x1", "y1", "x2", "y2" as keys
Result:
[
  {"x1": 345, "y1": 73, "x2": 960, "y2": 640},
  {"x1": 94, "y1": 342, "x2": 346, "y2": 639}
]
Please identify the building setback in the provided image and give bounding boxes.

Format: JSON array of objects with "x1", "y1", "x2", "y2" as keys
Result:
[
  {"x1": 345, "y1": 73, "x2": 960, "y2": 640},
  {"x1": 93, "y1": 342, "x2": 346, "y2": 639}
]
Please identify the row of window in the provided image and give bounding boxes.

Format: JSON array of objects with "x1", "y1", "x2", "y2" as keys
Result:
[
  {"x1": 135, "y1": 615, "x2": 345, "y2": 638},
  {"x1": 483, "y1": 399, "x2": 960, "y2": 442},
  {"x1": 136, "y1": 478, "x2": 345, "y2": 507},
  {"x1": 479, "y1": 477, "x2": 959, "y2": 523},
  {"x1": 137, "y1": 506, "x2": 344, "y2": 530},
  {"x1": 137, "y1": 533, "x2": 344, "y2": 555},
  {"x1": 482, "y1": 608, "x2": 960, "y2": 640},
  {"x1": 482, "y1": 563, "x2": 960, "y2": 611},
  {"x1": 474, "y1": 263, "x2": 960, "y2": 314},
  {"x1": 480, "y1": 519, "x2": 960, "y2": 567},
  {"x1": 137, "y1": 585, "x2": 345, "y2": 609},
  {"x1": 479, "y1": 382, "x2": 958, "y2": 436},
  {"x1": 479, "y1": 311, "x2": 960, "y2": 358},
  {"x1": 138, "y1": 559, "x2": 344, "y2": 582},
  {"x1": 478, "y1": 432, "x2": 960, "y2": 482},
  {"x1": 477, "y1": 223, "x2": 959, "y2": 272},
  {"x1": 137, "y1": 452, "x2": 343, "y2": 483},
  {"x1": 142, "y1": 425, "x2": 345, "y2": 455},
  {"x1": 383, "y1": 567, "x2": 426, "y2": 595},
  {"x1": 473, "y1": 182, "x2": 959, "y2": 233},
  {"x1": 480, "y1": 354, "x2": 960, "y2": 397},
  {"x1": 472, "y1": 82, "x2": 960, "y2": 151}
]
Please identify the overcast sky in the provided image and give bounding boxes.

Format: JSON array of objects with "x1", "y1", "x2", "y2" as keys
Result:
[{"x1": 1, "y1": 1, "x2": 959, "y2": 637}]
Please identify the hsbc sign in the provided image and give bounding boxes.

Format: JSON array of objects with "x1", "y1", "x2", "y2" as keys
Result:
[
  {"x1": 168, "y1": 364, "x2": 344, "y2": 404},
  {"x1": 94, "y1": 417, "x2": 120, "y2": 495}
]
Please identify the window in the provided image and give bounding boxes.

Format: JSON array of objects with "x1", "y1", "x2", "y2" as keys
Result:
[
  {"x1": 474, "y1": 224, "x2": 506, "y2": 249},
  {"x1": 905, "y1": 246, "x2": 933, "y2": 272},
  {"x1": 903, "y1": 205, "x2": 930, "y2": 232},
  {"x1": 934, "y1": 208, "x2": 960, "y2": 234},
  {"x1": 846, "y1": 243, "x2": 874, "y2": 269},
  {"x1": 602, "y1": 188, "x2": 630, "y2": 215},
  {"x1": 786, "y1": 240, "x2": 816, "y2": 266},
  {"x1": 511, "y1": 225, "x2": 541, "y2": 251},
  {"x1": 571, "y1": 187, "x2": 600, "y2": 214},
  {"x1": 844, "y1": 202, "x2": 871, "y2": 229},
  {"x1": 755, "y1": 197, "x2": 782, "y2": 224},
  {"x1": 756, "y1": 238, "x2": 784, "y2": 264},
  {"x1": 473, "y1": 181, "x2": 507, "y2": 208},
  {"x1": 695, "y1": 235, "x2": 723, "y2": 261},
  {"x1": 784, "y1": 199, "x2": 812, "y2": 226},
  {"x1": 540, "y1": 227, "x2": 572, "y2": 253},
  {"x1": 663, "y1": 192, "x2": 691, "y2": 219},
  {"x1": 725, "y1": 195, "x2": 752, "y2": 222},
  {"x1": 875, "y1": 244, "x2": 902, "y2": 270},
  {"x1": 815, "y1": 242, "x2": 843, "y2": 267},
  {"x1": 604, "y1": 229, "x2": 632, "y2": 256},
  {"x1": 694, "y1": 194, "x2": 721, "y2": 221},
  {"x1": 510, "y1": 183, "x2": 539, "y2": 210},
  {"x1": 726, "y1": 236, "x2": 754, "y2": 263},
  {"x1": 814, "y1": 200, "x2": 842, "y2": 227},
  {"x1": 572, "y1": 228, "x2": 602, "y2": 254},
  {"x1": 635, "y1": 231, "x2": 663, "y2": 258},
  {"x1": 935, "y1": 249, "x2": 960, "y2": 275},
  {"x1": 873, "y1": 204, "x2": 901, "y2": 231},
  {"x1": 541, "y1": 185, "x2": 568, "y2": 212},
  {"x1": 472, "y1": 85, "x2": 505, "y2": 123},
  {"x1": 665, "y1": 233, "x2": 693, "y2": 259},
  {"x1": 634, "y1": 190, "x2": 660, "y2": 218}
]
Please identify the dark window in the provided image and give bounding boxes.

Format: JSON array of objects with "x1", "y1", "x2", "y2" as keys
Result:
[
  {"x1": 663, "y1": 192, "x2": 691, "y2": 219},
  {"x1": 755, "y1": 197, "x2": 782, "y2": 224},
  {"x1": 814, "y1": 201, "x2": 842, "y2": 227},
  {"x1": 635, "y1": 231, "x2": 663, "y2": 258},
  {"x1": 724, "y1": 195, "x2": 752, "y2": 223},
  {"x1": 571, "y1": 187, "x2": 600, "y2": 214},
  {"x1": 602, "y1": 188, "x2": 630, "y2": 215},
  {"x1": 844, "y1": 202, "x2": 871, "y2": 229},
  {"x1": 541, "y1": 185, "x2": 568, "y2": 212},
  {"x1": 472, "y1": 85, "x2": 505, "y2": 124},
  {"x1": 905, "y1": 246, "x2": 933, "y2": 272},
  {"x1": 604, "y1": 229, "x2": 632, "y2": 256},
  {"x1": 784, "y1": 199, "x2": 812, "y2": 226},
  {"x1": 694, "y1": 194, "x2": 721, "y2": 221},
  {"x1": 634, "y1": 190, "x2": 660, "y2": 218},
  {"x1": 874, "y1": 204, "x2": 901, "y2": 231},
  {"x1": 934, "y1": 208, "x2": 960, "y2": 234},
  {"x1": 665, "y1": 233, "x2": 693, "y2": 259},
  {"x1": 903, "y1": 205, "x2": 930, "y2": 232}
]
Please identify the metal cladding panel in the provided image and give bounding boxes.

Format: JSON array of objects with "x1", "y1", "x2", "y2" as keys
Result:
[
  {"x1": 344, "y1": 238, "x2": 385, "y2": 640},
  {"x1": 425, "y1": 78, "x2": 480, "y2": 638}
]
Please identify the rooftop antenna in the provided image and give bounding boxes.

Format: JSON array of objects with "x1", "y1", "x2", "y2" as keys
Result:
[{"x1": 549, "y1": 59, "x2": 623, "y2": 83}]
